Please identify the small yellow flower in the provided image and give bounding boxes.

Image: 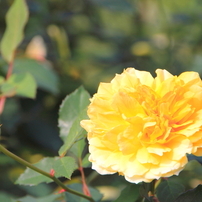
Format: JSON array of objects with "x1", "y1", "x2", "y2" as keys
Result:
[{"x1": 81, "y1": 68, "x2": 202, "y2": 183}]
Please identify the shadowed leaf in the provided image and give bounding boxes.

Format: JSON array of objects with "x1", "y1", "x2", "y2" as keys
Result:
[
  {"x1": 112, "y1": 184, "x2": 140, "y2": 202},
  {"x1": 14, "y1": 194, "x2": 59, "y2": 202},
  {"x1": 175, "y1": 184, "x2": 202, "y2": 202},
  {"x1": 16, "y1": 157, "x2": 77, "y2": 186},
  {"x1": 156, "y1": 180, "x2": 185, "y2": 202},
  {"x1": 1, "y1": 73, "x2": 36, "y2": 98},
  {"x1": 58, "y1": 86, "x2": 90, "y2": 156},
  {"x1": 12, "y1": 58, "x2": 59, "y2": 94},
  {"x1": 65, "y1": 183, "x2": 103, "y2": 202}
]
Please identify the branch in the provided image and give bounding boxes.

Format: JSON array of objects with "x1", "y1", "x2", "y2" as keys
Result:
[
  {"x1": 79, "y1": 158, "x2": 91, "y2": 196},
  {"x1": 0, "y1": 144, "x2": 95, "y2": 202}
]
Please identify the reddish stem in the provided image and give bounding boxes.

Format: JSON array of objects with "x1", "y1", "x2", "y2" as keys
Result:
[
  {"x1": 78, "y1": 158, "x2": 91, "y2": 196},
  {"x1": 0, "y1": 97, "x2": 6, "y2": 115},
  {"x1": 152, "y1": 196, "x2": 160, "y2": 202},
  {"x1": 0, "y1": 60, "x2": 14, "y2": 115},
  {"x1": 6, "y1": 60, "x2": 13, "y2": 79}
]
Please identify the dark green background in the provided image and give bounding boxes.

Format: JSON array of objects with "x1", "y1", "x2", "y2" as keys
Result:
[{"x1": 1, "y1": 0, "x2": 202, "y2": 201}]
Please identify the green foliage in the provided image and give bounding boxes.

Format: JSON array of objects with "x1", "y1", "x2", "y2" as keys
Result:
[
  {"x1": 65, "y1": 184, "x2": 103, "y2": 202},
  {"x1": 0, "y1": 192, "x2": 14, "y2": 202},
  {"x1": 20, "y1": 183, "x2": 53, "y2": 198},
  {"x1": 1, "y1": 73, "x2": 36, "y2": 98},
  {"x1": 175, "y1": 184, "x2": 202, "y2": 202},
  {"x1": 0, "y1": 191, "x2": 59, "y2": 202},
  {"x1": 156, "y1": 180, "x2": 185, "y2": 202},
  {"x1": 0, "y1": 76, "x2": 4, "y2": 84},
  {"x1": 66, "y1": 138, "x2": 91, "y2": 168},
  {"x1": 0, "y1": 154, "x2": 16, "y2": 165},
  {"x1": 12, "y1": 59, "x2": 59, "y2": 94},
  {"x1": 0, "y1": 0, "x2": 28, "y2": 62},
  {"x1": 16, "y1": 157, "x2": 77, "y2": 186},
  {"x1": 112, "y1": 184, "x2": 140, "y2": 202},
  {"x1": 81, "y1": 153, "x2": 91, "y2": 168},
  {"x1": 68, "y1": 138, "x2": 86, "y2": 160},
  {"x1": 67, "y1": 138, "x2": 89, "y2": 168},
  {"x1": 53, "y1": 156, "x2": 78, "y2": 179},
  {"x1": 2, "y1": 0, "x2": 202, "y2": 202},
  {"x1": 14, "y1": 194, "x2": 59, "y2": 202},
  {"x1": 58, "y1": 86, "x2": 90, "y2": 156}
]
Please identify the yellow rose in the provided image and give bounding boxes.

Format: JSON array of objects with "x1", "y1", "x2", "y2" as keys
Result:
[{"x1": 81, "y1": 68, "x2": 202, "y2": 183}]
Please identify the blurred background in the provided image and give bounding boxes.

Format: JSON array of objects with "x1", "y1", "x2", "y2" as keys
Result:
[{"x1": 1, "y1": 0, "x2": 202, "y2": 201}]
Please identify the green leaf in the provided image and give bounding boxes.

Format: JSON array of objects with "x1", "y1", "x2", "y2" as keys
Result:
[
  {"x1": 65, "y1": 183, "x2": 103, "y2": 202},
  {"x1": 59, "y1": 86, "x2": 90, "y2": 140},
  {"x1": 16, "y1": 157, "x2": 77, "y2": 186},
  {"x1": 67, "y1": 138, "x2": 91, "y2": 168},
  {"x1": 20, "y1": 183, "x2": 52, "y2": 197},
  {"x1": 0, "y1": 82, "x2": 15, "y2": 96},
  {"x1": 15, "y1": 194, "x2": 59, "y2": 202},
  {"x1": 58, "y1": 86, "x2": 90, "y2": 156},
  {"x1": 12, "y1": 58, "x2": 59, "y2": 94},
  {"x1": 82, "y1": 153, "x2": 91, "y2": 168},
  {"x1": 1, "y1": 73, "x2": 36, "y2": 98},
  {"x1": 156, "y1": 180, "x2": 185, "y2": 202},
  {"x1": 0, "y1": 192, "x2": 15, "y2": 202},
  {"x1": 53, "y1": 156, "x2": 78, "y2": 179},
  {"x1": 112, "y1": 184, "x2": 140, "y2": 202},
  {"x1": 59, "y1": 110, "x2": 88, "y2": 156},
  {"x1": 143, "y1": 197, "x2": 155, "y2": 202},
  {"x1": 69, "y1": 138, "x2": 86, "y2": 159},
  {"x1": 0, "y1": 76, "x2": 5, "y2": 85},
  {"x1": 0, "y1": 0, "x2": 28, "y2": 62},
  {"x1": 175, "y1": 184, "x2": 202, "y2": 202},
  {"x1": 16, "y1": 158, "x2": 54, "y2": 185},
  {"x1": 0, "y1": 154, "x2": 16, "y2": 165}
]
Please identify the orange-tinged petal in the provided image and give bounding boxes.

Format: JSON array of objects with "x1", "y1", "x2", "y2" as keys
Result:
[
  {"x1": 193, "y1": 148, "x2": 202, "y2": 156},
  {"x1": 80, "y1": 67, "x2": 202, "y2": 183}
]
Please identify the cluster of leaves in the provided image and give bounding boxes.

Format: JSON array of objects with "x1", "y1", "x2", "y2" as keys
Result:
[
  {"x1": 0, "y1": 0, "x2": 35, "y2": 99},
  {"x1": 13, "y1": 86, "x2": 103, "y2": 202},
  {"x1": 112, "y1": 180, "x2": 202, "y2": 202},
  {"x1": 1, "y1": 0, "x2": 202, "y2": 202},
  {"x1": 0, "y1": 0, "x2": 101, "y2": 201}
]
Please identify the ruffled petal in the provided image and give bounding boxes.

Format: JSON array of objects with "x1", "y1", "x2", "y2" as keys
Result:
[{"x1": 81, "y1": 68, "x2": 202, "y2": 183}]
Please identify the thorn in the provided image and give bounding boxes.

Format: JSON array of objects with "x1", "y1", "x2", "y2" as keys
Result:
[
  {"x1": 50, "y1": 168, "x2": 55, "y2": 177},
  {"x1": 58, "y1": 189, "x2": 66, "y2": 194},
  {"x1": 60, "y1": 153, "x2": 66, "y2": 158}
]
